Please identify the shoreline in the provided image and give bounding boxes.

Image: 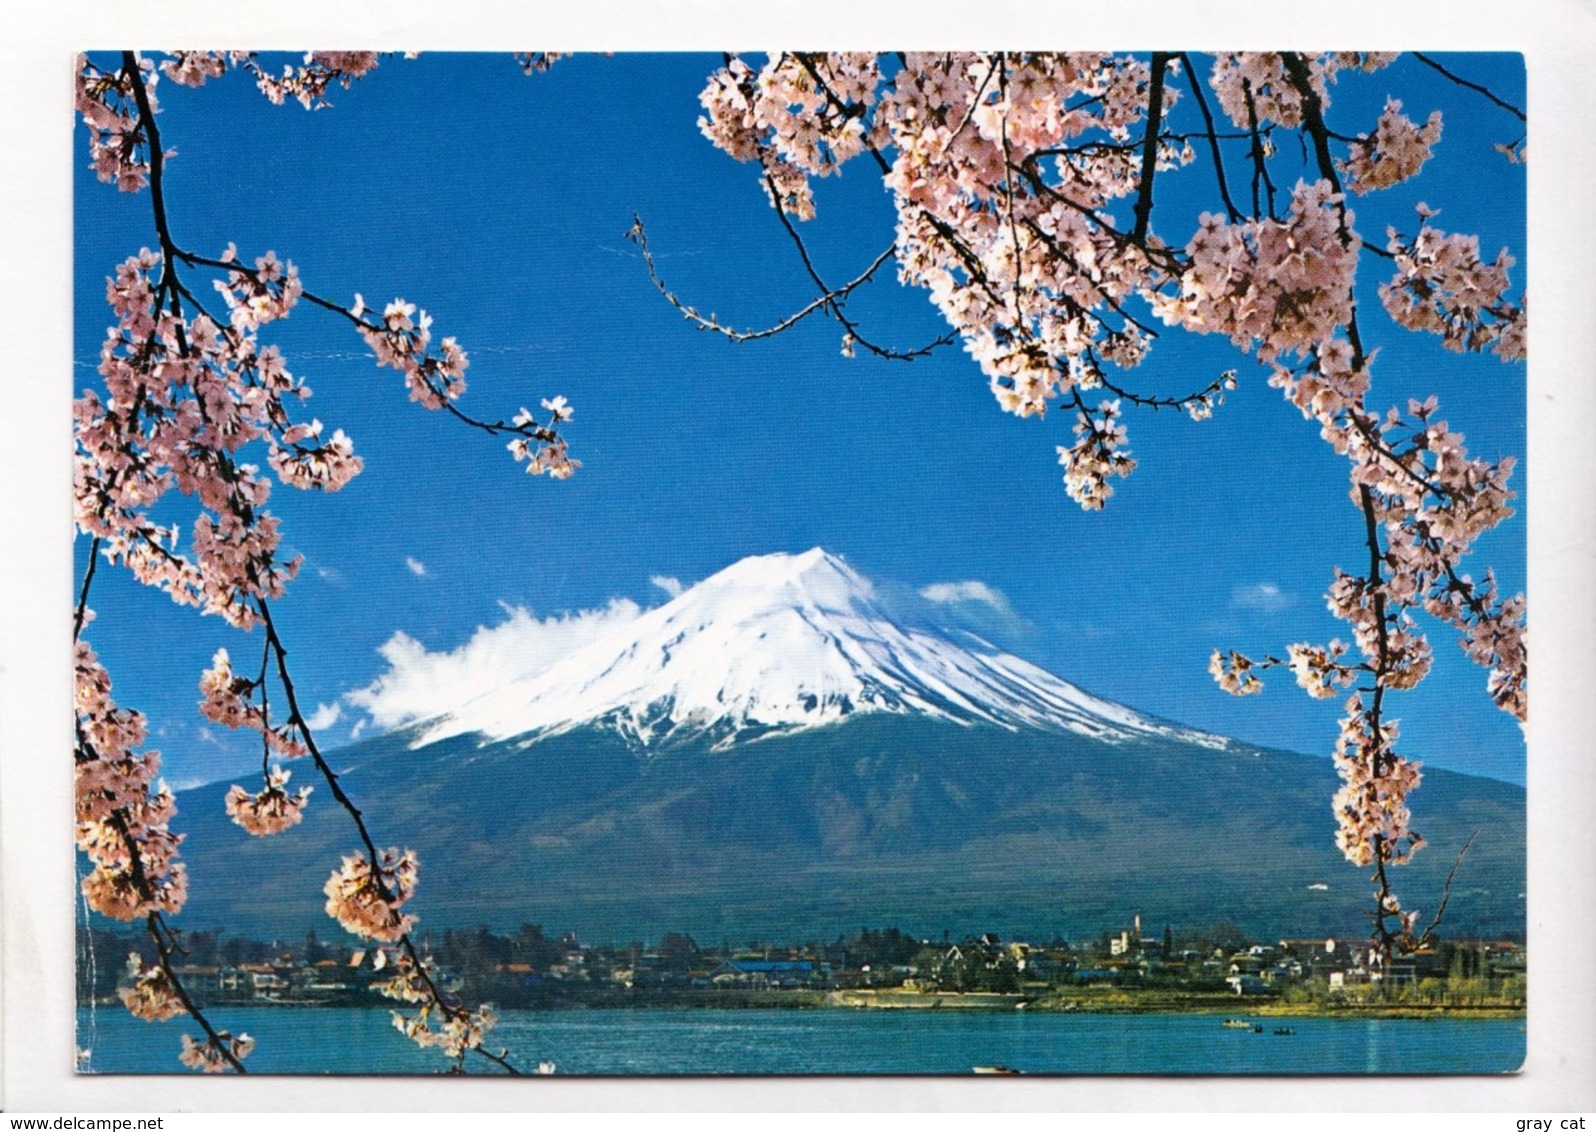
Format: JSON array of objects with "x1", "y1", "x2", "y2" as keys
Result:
[
  {"x1": 825, "y1": 988, "x2": 1523, "y2": 1019},
  {"x1": 81, "y1": 990, "x2": 1525, "y2": 1020}
]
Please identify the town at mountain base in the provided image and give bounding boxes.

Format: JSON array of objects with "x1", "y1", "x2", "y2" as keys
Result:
[{"x1": 169, "y1": 550, "x2": 1524, "y2": 945}]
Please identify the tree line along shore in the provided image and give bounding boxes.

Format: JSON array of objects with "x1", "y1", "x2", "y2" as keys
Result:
[{"x1": 78, "y1": 920, "x2": 1526, "y2": 1015}]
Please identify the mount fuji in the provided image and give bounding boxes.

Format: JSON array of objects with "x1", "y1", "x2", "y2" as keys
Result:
[
  {"x1": 411, "y1": 548, "x2": 1228, "y2": 753},
  {"x1": 172, "y1": 549, "x2": 1526, "y2": 944}
]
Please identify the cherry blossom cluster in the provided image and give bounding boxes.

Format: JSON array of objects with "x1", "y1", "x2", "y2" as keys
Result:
[
  {"x1": 356, "y1": 298, "x2": 471, "y2": 410},
  {"x1": 882, "y1": 53, "x2": 1178, "y2": 437},
  {"x1": 160, "y1": 51, "x2": 241, "y2": 89},
  {"x1": 118, "y1": 955, "x2": 185, "y2": 1022},
  {"x1": 75, "y1": 246, "x2": 355, "y2": 630},
  {"x1": 1340, "y1": 100, "x2": 1443, "y2": 194},
  {"x1": 323, "y1": 849, "x2": 419, "y2": 942},
  {"x1": 1380, "y1": 215, "x2": 1526, "y2": 360},
  {"x1": 1286, "y1": 640, "x2": 1361, "y2": 699},
  {"x1": 74, "y1": 55, "x2": 158, "y2": 192},
  {"x1": 700, "y1": 53, "x2": 1175, "y2": 440},
  {"x1": 75, "y1": 632, "x2": 187, "y2": 922},
  {"x1": 1362, "y1": 399, "x2": 1526, "y2": 717},
  {"x1": 246, "y1": 52, "x2": 382, "y2": 108},
  {"x1": 392, "y1": 1003, "x2": 500, "y2": 1062},
  {"x1": 198, "y1": 647, "x2": 307, "y2": 759},
  {"x1": 225, "y1": 767, "x2": 313, "y2": 836},
  {"x1": 1154, "y1": 180, "x2": 1360, "y2": 364},
  {"x1": 159, "y1": 49, "x2": 387, "y2": 107},
  {"x1": 1207, "y1": 649, "x2": 1265, "y2": 696},
  {"x1": 1331, "y1": 692, "x2": 1425, "y2": 874},
  {"x1": 514, "y1": 53, "x2": 567, "y2": 75},
  {"x1": 698, "y1": 53, "x2": 880, "y2": 220},
  {"x1": 380, "y1": 954, "x2": 502, "y2": 1064},
  {"x1": 506, "y1": 399, "x2": 580, "y2": 479},
  {"x1": 1207, "y1": 52, "x2": 1396, "y2": 132},
  {"x1": 1057, "y1": 399, "x2": 1136, "y2": 509},
  {"x1": 179, "y1": 1032, "x2": 255, "y2": 1073},
  {"x1": 213, "y1": 246, "x2": 304, "y2": 331},
  {"x1": 1327, "y1": 393, "x2": 1523, "y2": 699}
]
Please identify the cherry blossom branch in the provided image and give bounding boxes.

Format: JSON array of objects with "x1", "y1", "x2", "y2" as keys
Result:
[
  {"x1": 758, "y1": 168, "x2": 954, "y2": 361},
  {"x1": 171, "y1": 247, "x2": 578, "y2": 453},
  {"x1": 1280, "y1": 54, "x2": 1351, "y2": 238},
  {"x1": 77, "y1": 558, "x2": 244, "y2": 1069},
  {"x1": 78, "y1": 50, "x2": 550, "y2": 1071},
  {"x1": 74, "y1": 537, "x2": 101, "y2": 639},
  {"x1": 121, "y1": 54, "x2": 174, "y2": 259},
  {"x1": 257, "y1": 602, "x2": 383, "y2": 866},
  {"x1": 109, "y1": 59, "x2": 577, "y2": 484},
  {"x1": 627, "y1": 214, "x2": 941, "y2": 358},
  {"x1": 254, "y1": 600, "x2": 521, "y2": 1074},
  {"x1": 1239, "y1": 80, "x2": 1278, "y2": 220},
  {"x1": 144, "y1": 913, "x2": 248, "y2": 1073},
  {"x1": 1091, "y1": 358, "x2": 1234, "y2": 415},
  {"x1": 1284, "y1": 50, "x2": 1411, "y2": 953}
]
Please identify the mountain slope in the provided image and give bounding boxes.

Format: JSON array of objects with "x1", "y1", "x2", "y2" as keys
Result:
[{"x1": 174, "y1": 715, "x2": 1525, "y2": 944}]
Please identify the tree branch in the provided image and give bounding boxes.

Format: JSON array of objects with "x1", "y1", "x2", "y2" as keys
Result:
[
  {"x1": 1177, "y1": 52, "x2": 1244, "y2": 223},
  {"x1": 255, "y1": 599, "x2": 521, "y2": 1074},
  {"x1": 628, "y1": 214, "x2": 930, "y2": 352},
  {"x1": 1130, "y1": 53, "x2": 1170, "y2": 244},
  {"x1": 1412, "y1": 53, "x2": 1526, "y2": 122}
]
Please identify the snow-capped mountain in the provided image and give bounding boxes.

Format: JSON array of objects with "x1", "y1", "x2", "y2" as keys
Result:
[
  {"x1": 175, "y1": 549, "x2": 1524, "y2": 943},
  {"x1": 413, "y1": 548, "x2": 1229, "y2": 752}
]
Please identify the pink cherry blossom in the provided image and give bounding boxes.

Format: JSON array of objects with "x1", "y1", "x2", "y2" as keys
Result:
[{"x1": 323, "y1": 849, "x2": 419, "y2": 942}]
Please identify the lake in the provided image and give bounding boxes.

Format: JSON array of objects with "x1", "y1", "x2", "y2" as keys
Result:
[{"x1": 75, "y1": 1005, "x2": 1526, "y2": 1076}]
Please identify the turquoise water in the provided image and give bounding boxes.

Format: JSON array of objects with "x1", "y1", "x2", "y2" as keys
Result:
[{"x1": 75, "y1": 1005, "x2": 1526, "y2": 1076}]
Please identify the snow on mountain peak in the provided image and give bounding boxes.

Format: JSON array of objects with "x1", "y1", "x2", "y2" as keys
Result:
[
  {"x1": 690, "y1": 547, "x2": 875, "y2": 616},
  {"x1": 413, "y1": 549, "x2": 1228, "y2": 753}
]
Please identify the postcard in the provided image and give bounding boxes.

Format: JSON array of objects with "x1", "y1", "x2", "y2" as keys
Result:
[{"x1": 70, "y1": 49, "x2": 1527, "y2": 1079}]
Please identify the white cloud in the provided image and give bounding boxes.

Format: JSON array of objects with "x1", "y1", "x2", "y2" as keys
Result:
[
  {"x1": 1230, "y1": 581, "x2": 1294, "y2": 613},
  {"x1": 405, "y1": 556, "x2": 429, "y2": 578},
  {"x1": 918, "y1": 580, "x2": 1014, "y2": 615},
  {"x1": 651, "y1": 575, "x2": 685, "y2": 599},
  {"x1": 349, "y1": 718, "x2": 367, "y2": 741},
  {"x1": 347, "y1": 599, "x2": 644, "y2": 731},
  {"x1": 304, "y1": 701, "x2": 343, "y2": 732},
  {"x1": 315, "y1": 565, "x2": 343, "y2": 583}
]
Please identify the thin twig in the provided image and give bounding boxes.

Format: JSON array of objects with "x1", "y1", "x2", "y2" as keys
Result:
[
  {"x1": 629, "y1": 215, "x2": 905, "y2": 346},
  {"x1": 1416, "y1": 830, "x2": 1480, "y2": 947},
  {"x1": 1178, "y1": 52, "x2": 1245, "y2": 223},
  {"x1": 1412, "y1": 53, "x2": 1526, "y2": 122}
]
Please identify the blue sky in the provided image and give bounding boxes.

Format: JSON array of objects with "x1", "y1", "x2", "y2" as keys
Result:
[{"x1": 74, "y1": 52, "x2": 1528, "y2": 787}]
